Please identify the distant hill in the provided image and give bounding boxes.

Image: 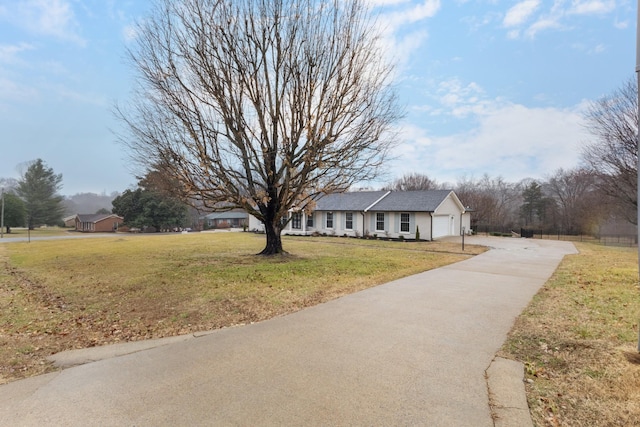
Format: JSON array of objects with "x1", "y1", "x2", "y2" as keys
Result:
[{"x1": 63, "y1": 192, "x2": 120, "y2": 216}]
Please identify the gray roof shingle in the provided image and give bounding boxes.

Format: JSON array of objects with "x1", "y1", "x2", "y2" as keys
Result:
[
  {"x1": 314, "y1": 191, "x2": 389, "y2": 211},
  {"x1": 201, "y1": 211, "x2": 249, "y2": 220},
  {"x1": 314, "y1": 190, "x2": 457, "y2": 212},
  {"x1": 371, "y1": 190, "x2": 453, "y2": 212},
  {"x1": 76, "y1": 214, "x2": 121, "y2": 223}
]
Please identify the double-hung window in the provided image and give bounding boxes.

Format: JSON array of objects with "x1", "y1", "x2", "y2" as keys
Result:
[
  {"x1": 326, "y1": 212, "x2": 334, "y2": 229},
  {"x1": 376, "y1": 212, "x2": 385, "y2": 232},
  {"x1": 400, "y1": 213, "x2": 410, "y2": 233},
  {"x1": 291, "y1": 212, "x2": 302, "y2": 229},
  {"x1": 307, "y1": 213, "x2": 314, "y2": 228},
  {"x1": 345, "y1": 212, "x2": 353, "y2": 230}
]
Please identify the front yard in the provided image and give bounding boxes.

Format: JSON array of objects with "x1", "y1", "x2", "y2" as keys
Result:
[{"x1": 0, "y1": 232, "x2": 483, "y2": 384}]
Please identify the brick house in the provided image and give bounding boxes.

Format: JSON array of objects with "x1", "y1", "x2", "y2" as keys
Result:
[{"x1": 75, "y1": 213, "x2": 124, "y2": 232}]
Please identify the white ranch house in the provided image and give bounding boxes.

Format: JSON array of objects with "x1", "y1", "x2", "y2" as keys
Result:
[{"x1": 249, "y1": 190, "x2": 471, "y2": 240}]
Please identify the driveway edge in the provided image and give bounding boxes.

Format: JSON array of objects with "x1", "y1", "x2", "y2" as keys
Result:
[{"x1": 486, "y1": 357, "x2": 533, "y2": 427}]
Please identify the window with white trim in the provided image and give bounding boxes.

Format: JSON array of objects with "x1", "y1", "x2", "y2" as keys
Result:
[
  {"x1": 291, "y1": 212, "x2": 302, "y2": 229},
  {"x1": 376, "y1": 212, "x2": 385, "y2": 231},
  {"x1": 307, "y1": 214, "x2": 314, "y2": 228},
  {"x1": 400, "y1": 213, "x2": 410, "y2": 233},
  {"x1": 345, "y1": 212, "x2": 353, "y2": 230},
  {"x1": 326, "y1": 212, "x2": 333, "y2": 229}
]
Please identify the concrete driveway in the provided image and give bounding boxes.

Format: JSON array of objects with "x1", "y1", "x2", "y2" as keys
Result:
[{"x1": 0, "y1": 236, "x2": 577, "y2": 426}]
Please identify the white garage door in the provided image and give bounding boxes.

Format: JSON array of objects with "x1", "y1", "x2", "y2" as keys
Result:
[{"x1": 432, "y1": 215, "x2": 454, "y2": 239}]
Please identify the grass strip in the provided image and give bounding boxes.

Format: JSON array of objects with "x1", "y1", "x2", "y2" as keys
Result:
[{"x1": 499, "y1": 242, "x2": 640, "y2": 426}]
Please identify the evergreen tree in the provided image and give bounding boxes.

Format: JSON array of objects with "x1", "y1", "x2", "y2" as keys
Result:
[
  {"x1": 112, "y1": 187, "x2": 187, "y2": 231},
  {"x1": 16, "y1": 159, "x2": 65, "y2": 229},
  {"x1": 2, "y1": 192, "x2": 26, "y2": 233}
]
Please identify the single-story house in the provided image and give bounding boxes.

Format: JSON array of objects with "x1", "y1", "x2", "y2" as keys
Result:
[
  {"x1": 75, "y1": 213, "x2": 124, "y2": 233},
  {"x1": 249, "y1": 190, "x2": 471, "y2": 240},
  {"x1": 63, "y1": 215, "x2": 77, "y2": 228},
  {"x1": 201, "y1": 210, "x2": 249, "y2": 229}
]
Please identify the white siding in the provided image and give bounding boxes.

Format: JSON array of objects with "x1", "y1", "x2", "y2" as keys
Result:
[
  {"x1": 433, "y1": 194, "x2": 466, "y2": 237},
  {"x1": 432, "y1": 215, "x2": 454, "y2": 239},
  {"x1": 415, "y1": 213, "x2": 431, "y2": 240},
  {"x1": 248, "y1": 215, "x2": 264, "y2": 232}
]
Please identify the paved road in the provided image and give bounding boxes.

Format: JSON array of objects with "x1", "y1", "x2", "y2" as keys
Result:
[
  {"x1": 0, "y1": 231, "x2": 188, "y2": 243},
  {"x1": 0, "y1": 237, "x2": 577, "y2": 426}
]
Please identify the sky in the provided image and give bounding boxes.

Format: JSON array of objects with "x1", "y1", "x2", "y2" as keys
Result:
[{"x1": 0, "y1": 0, "x2": 636, "y2": 195}]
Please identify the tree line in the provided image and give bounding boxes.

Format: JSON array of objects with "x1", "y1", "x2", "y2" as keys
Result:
[
  {"x1": 0, "y1": 160, "x2": 192, "y2": 234},
  {"x1": 3, "y1": 0, "x2": 635, "y2": 246},
  {"x1": 386, "y1": 76, "x2": 638, "y2": 237},
  {"x1": 3, "y1": 72, "x2": 635, "y2": 238},
  {"x1": 386, "y1": 169, "x2": 611, "y2": 236}
]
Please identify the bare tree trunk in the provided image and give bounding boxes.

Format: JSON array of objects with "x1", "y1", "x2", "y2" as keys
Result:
[
  {"x1": 258, "y1": 199, "x2": 286, "y2": 255},
  {"x1": 260, "y1": 221, "x2": 285, "y2": 255}
]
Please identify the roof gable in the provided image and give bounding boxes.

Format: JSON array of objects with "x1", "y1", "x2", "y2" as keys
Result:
[{"x1": 314, "y1": 191, "x2": 389, "y2": 211}]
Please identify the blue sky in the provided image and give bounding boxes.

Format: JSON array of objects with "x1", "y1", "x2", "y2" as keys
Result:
[{"x1": 0, "y1": 0, "x2": 635, "y2": 195}]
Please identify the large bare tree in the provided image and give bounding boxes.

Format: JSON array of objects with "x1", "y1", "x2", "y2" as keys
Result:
[
  {"x1": 384, "y1": 172, "x2": 442, "y2": 191},
  {"x1": 544, "y1": 168, "x2": 604, "y2": 234},
  {"x1": 117, "y1": 0, "x2": 401, "y2": 254},
  {"x1": 582, "y1": 77, "x2": 638, "y2": 224},
  {"x1": 455, "y1": 174, "x2": 521, "y2": 231}
]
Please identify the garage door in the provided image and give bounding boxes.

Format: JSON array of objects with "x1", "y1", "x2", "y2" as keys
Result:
[{"x1": 432, "y1": 215, "x2": 454, "y2": 239}]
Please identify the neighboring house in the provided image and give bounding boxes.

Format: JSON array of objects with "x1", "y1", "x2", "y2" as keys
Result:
[
  {"x1": 249, "y1": 190, "x2": 471, "y2": 240},
  {"x1": 75, "y1": 214, "x2": 124, "y2": 232},
  {"x1": 63, "y1": 215, "x2": 76, "y2": 228},
  {"x1": 201, "y1": 210, "x2": 249, "y2": 229}
]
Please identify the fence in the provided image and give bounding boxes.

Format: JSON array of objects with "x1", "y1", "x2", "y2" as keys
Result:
[{"x1": 473, "y1": 225, "x2": 637, "y2": 247}]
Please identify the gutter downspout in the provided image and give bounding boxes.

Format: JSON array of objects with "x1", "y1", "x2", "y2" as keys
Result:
[{"x1": 430, "y1": 212, "x2": 434, "y2": 241}]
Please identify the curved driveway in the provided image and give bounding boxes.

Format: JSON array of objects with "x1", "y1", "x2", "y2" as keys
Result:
[{"x1": 0, "y1": 236, "x2": 577, "y2": 426}]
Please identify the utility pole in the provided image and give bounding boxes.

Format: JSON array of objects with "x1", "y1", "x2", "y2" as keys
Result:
[
  {"x1": 0, "y1": 187, "x2": 4, "y2": 239},
  {"x1": 636, "y1": 0, "x2": 640, "y2": 352}
]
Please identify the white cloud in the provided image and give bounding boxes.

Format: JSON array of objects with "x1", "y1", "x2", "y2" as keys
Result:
[
  {"x1": 502, "y1": 0, "x2": 620, "y2": 39},
  {"x1": 567, "y1": 0, "x2": 616, "y2": 15},
  {"x1": 122, "y1": 24, "x2": 138, "y2": 43},
  {"x1": 392, "y1": 77, "x2": 590, "y2": 183},
  {"x1": 428, "y1": 78, "x2": 504, "y2": 119},
  {"x1": 0, "y1": 42, "x2": 34, "y2": 64},
  {"x1": 383, "y1": 0, "x2": 440, "y2": 28},
  {"x1": 613, "y1": 19, "x2": 628, "y2": 29},
  {"x1": 393, "y1": 103, "x2": 588, "y2": 183},
  {"x1": 506, "y1": 29, "x2": 520, "y2": 39},
  {"x1": 524, "y1": 17, "x2": 563, "y2": 38},
  {"x1": 503, "y1": 0, "x2": 541, "y2": 28},
  {"x1": 2, "y1": 0, "x2": 86, "y2": 46},
  {"x1": 373, "y1": 0, "x2": 441, "y2": 72},
  {"x1": 0, "y1": 76, "x2": 39, "y2": 104}
]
